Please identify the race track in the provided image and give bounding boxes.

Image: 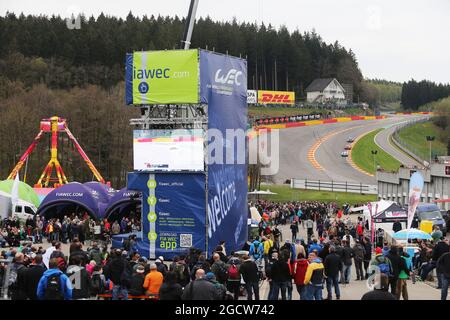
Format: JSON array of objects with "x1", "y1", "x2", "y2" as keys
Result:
[{"x1": 269, "y1": 114, "x2": 427, "y2": 185}]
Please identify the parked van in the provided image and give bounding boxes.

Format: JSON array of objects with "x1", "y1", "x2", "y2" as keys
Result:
[
  {"x1": 411, "y1": 203, "x2": 446, "y2": 233},
  {"x1": 0, "y1": 196, "x2": 37, "y2": 222},
  {"x1": 12, "y1": 200, "x2": 38, "y2": 221}
]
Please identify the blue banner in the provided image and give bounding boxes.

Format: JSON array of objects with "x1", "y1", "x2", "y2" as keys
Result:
[
  {"x1": 200, "y1": 50, "x2": 248, "y2": 254},
  {"x1": 127, "y1": 172, "x2": 206, "y2": 259},
  {"x1": 125, "y1": 53, "x2": 133, "y2": 105}
]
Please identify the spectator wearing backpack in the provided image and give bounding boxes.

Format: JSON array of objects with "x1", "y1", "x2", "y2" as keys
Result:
[
  {"x1": 370, "y1": 247, "x2": 393, "y2": 281},
  {"x1": 23, "y1": 254, "x2": 46, "y2": 300},
  {"x1": 226, "y1": 254, "x2": 241, "y2": 300},
  {"x1": 211, "y1": 253, "x2": 229, "y2": 285},
  {"x1": 239, "y1": 255, "x2": 259, "y2": 300},
  {"x1": 9, "y1": 252, "x2": 27, "y2": 300},
  {"x1": 66, "y1": 256, "x2": 91, "y2": 300},
  {"x1": 304, "y1": 252, "x2": 325, "y2": 300},
  {"x1": 249, "y1": 237, "x2": 264, "y2": 269},
  {"x1": 205, "y1": 272, "x2": 227, "y2": 300},
  {"x1": 103, "y1": 249, "x2": 130, "y2": 300},
  {"x1": 143, "y1": 263, "x2": 163, "y2": 296},
  {"x1": 37, "y1": 258, "x2": 72, "y2": 300},
  {"x1": 90, "y1": 265, "x2": 108, "y2": 298},
  {"x1": 385, "y1": 246, "x2": 402, "y2": 295},
  {"x1": 174, "y1": 255, "x2": 191, "y2": 288}
]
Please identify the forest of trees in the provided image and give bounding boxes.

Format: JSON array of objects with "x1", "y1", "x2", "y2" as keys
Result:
[
  {"x1": 361, "y1": 79, "x2": 402, "y2": 107},
  {"x1": 401, "y1": 79, "x2": 450, "y2": 110},
  {"x1": 0, "y1": 12, "x2": 372, "y2": 187},
  {"x1": 0, "y1": 12, "x2": 367, "y2": 98}
]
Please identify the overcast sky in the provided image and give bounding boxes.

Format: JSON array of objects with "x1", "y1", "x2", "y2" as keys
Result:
[{"x1": 2, "y1": 0, "x2": 449, "y2": 83}]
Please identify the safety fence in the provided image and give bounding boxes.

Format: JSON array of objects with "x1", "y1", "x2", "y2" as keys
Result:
[{"x1": 290, "y1": 178, "x2": 378, "y2": 195}]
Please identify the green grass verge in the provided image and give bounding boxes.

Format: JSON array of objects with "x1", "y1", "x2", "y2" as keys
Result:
[
  {"x1": 253, "y1": 184, "x2": 376, "y2": 206},
  {"x1": 396, "y1": 121, "x2": 447, "y2": 159},
  {"x1": 351, "y1": 129, "x2": 401, "y2": 174}
]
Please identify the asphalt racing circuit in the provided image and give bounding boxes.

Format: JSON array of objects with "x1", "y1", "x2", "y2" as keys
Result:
[{"x1": 271, "y1": 114, "x2": 427, "y2": 185}]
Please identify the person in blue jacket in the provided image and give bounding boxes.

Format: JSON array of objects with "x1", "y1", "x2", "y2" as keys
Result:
[
  {"x1": 249, "y1": 237, "x2": 265, "y2": 268},
  {"x1": 308, "y1": 238, "x2": 323, "y2": 254},
  {"x1": 37, "y1": 258, "x2": 72, "y2": 300}
]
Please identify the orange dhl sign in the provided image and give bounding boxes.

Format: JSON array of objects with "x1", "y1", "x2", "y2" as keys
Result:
[{"x1": 257, "y1": 90, "x2": 295, "y2": 105}]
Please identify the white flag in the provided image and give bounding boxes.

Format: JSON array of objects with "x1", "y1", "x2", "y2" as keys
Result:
[{"x1": 11, "y1": 173, "x2": 20, "y2": 208}]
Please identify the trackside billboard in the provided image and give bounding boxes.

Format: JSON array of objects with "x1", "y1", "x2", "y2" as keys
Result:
[
  {"x1": 257, "y1": 90, "x2": 295, "y2": 105},
  {"x1": 125, "y1": 49, "x2": 199, "y2": 104}
]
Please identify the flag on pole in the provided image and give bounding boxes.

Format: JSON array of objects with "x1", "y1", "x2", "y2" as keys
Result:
[
  {"x1": 11, "y1": 173, "x2": 20, "y2": 210},
  {"x1": 407, "y1": 172, "x2": 424, "y2": 230}
]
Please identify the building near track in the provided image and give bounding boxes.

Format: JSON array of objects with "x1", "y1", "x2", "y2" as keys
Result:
[
  {"x1": 305, "y1": 78, "x2": 346, "y2": 104},
  {"x1": 376, "y1": 156, "x2": 450, "y2": 210}
]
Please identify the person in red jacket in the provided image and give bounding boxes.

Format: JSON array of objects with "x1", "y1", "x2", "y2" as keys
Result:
[
  {"x1": 293, "y1": 253, "x2": 309, "y2": 300},
  {"x1": 356, "y1": 223, "x2": 364, "y2": 240}
]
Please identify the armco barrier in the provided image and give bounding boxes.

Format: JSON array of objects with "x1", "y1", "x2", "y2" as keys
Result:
[{"x1": 290, "y1": 178, "x2": 378, "y2": 195}]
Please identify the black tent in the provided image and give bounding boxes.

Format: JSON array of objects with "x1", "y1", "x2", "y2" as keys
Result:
[{"x1": 373, "y1": 203, "x2": 407, "y2": 223}]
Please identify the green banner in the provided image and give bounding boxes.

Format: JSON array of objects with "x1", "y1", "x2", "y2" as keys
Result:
[{"x1": 132, "y1": 49, "x2": 199, "y2": 104}]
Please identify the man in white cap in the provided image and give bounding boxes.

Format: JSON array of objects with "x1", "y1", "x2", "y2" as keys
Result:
[
  {"x1": 128, "y1": 265, "x2": 146, "y2": 296},
  {"x1": 155, "y1": 257, "x2": 168, "y2": 275}
]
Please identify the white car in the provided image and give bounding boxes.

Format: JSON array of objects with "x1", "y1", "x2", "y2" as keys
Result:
[
  {"x1": 341, "y1": 151, "x2": 349, "y2": 157},
  {"x1": 346, "y1": 137, "x2": 355, "y2": 143}
]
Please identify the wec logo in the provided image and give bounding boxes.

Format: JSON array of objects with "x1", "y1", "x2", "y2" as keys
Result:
[
  {"x1": 261, "y1": 93, "x2": 292, "y2": 103},
  {"x1": 215, "y1": 69, "x2": 243, "y2": 86}
]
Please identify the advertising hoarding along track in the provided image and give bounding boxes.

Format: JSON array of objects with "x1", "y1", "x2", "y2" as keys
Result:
[{"x1": 257, "y1": 90, "x2": 295, "y2": 105}]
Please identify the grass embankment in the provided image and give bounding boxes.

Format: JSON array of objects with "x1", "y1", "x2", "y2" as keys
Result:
[
  {"x1": 351, "y1": 129, "x2": 401, "y2": 174},
  {"x1": 253, "y1": 184, "x2": 376, "y2": 206},
  {"x1": 397, "y1": 121, "x2": 447, "y2": 159}
]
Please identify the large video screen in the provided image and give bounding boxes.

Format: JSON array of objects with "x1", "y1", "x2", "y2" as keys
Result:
[{"x1": 133, "y1": 129, "x2": 204, "y2": 171}]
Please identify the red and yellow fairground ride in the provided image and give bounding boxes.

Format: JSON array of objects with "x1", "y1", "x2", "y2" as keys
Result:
[{"x1": 8, "y1": 116, "x2": 106, "y2": 188}]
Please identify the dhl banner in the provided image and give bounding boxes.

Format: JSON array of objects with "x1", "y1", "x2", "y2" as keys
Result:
[{"x1": 257, "y1": 90, "x2": 295, "y2": 105}]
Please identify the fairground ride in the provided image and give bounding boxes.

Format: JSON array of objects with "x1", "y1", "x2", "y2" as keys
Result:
[{"x1": 7, "y1": 116, "x2": 106, "y2": 188}]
